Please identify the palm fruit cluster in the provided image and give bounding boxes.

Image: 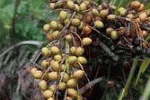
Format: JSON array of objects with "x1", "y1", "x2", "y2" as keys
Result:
[{"x1": 30, "y1": 0, "x2": 150, "y2": 100}]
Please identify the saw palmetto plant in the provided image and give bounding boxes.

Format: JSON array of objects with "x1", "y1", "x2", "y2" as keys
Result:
[{"x1": 0, "y1": 0, "x2": 150, "y2": 100}]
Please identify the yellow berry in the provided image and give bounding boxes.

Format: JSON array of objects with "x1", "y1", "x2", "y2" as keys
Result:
[
  {"x1": 58, "y1": 82, "x2": 66, "y2": 90},
  {"x1": 67, "y1": 79, "x2": 77, "y2": 88},
  {"x1": 42, "y1": 90, "x2": 53, "y2": 98},
  {"x1": 67, "y1": 88, "x2": 78, "y2": 98},
  {"x1": 82, "y1": 37, "x2": 92, "y2": 46},
  {"x1": 75, "y1": 47, "x2": 84, "y2": 56},
  {"x1": 48, "y1": 72, "x2": 59, "y2": 81},
  {"x1": 39, "y1": 80, "x2": 47, "y2": 90},
  {"x1": 77, "y1": 57, "x2": 87, "y2": 65}
]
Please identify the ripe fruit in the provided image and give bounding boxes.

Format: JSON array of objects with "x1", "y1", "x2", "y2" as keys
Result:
[
  {"x1": 49, "y1": 84, "x2": 57, "y2": 92},
  {"x1": 71, "y1": 18, "x2": 81, "y2": 26},
  {"x1": 52, "y1": 31, "x2": 60, "y2": 39},
  {"x1": 41, "y1": 60, "x2": 49, "y2": 69},
  {"x1": 67, "y1": 88, "x2": 78, "y2": 98},
  {"x1": 77, "y1": 57, "x2": 87, "y2": 65},
  {"x1": 94, "y1": 21, "x2": 104, "y2": 28},
  {"x1": 65, "y1": 34, "x2": 72, "y2": 43},
  {"x1": 67, "y1": 79, "x2": 77, "y2": 88},
  {"x1": 59, "y1": 11, "x2": 68, "y2": 20},
  {"x1": 58, "y1": 82, "x2": 66, "y2": 90},
  {"x1": 60, "y1": 72, "x2": 69, "y2": 82},
  {"x1": 42, "y1": 47, "x2": 51, "y2": 56},
  {"x1": 42, "y1": 90, "x2": 53, "y2": 98},
  {"x1": 50, "y1": 21, "x2": 58, "y2": 30},
  {"x1": 83, "y1": 25, "x2": 92, "y2": 34},
  {"x1": 73, "y1": 70, "x2": 84, "y2": 79},
  {"x1": 111, "y1": 30, "x2": 118, "y2": 40},
  {"x1": 51, "y1": 61, "x2": 60, "y2": 71},
  {"x1": 67, "y1": 56, "x2": 77, "y2": 64},
  {"x1": 43, "y1": 24, "x2": 50, "y2": 32},
  {"x1": 48, "y1": 72, "x2": 59, "y2": 81},
  {"x1": 99, "y1": 9, "x2": 109, "y2": 18},
  {"x1": 66, "y1": 96, "x2": 73, "y2": 100},
  {"x1": 131, "y1": 1, "x2": 140, "y2": 9},
  {"x1": 142, "y1": 30, "x2": 148, "y2": 38},
  {"x1": 54, "y1": 54, "x2": 62, "y2": 61},
  {"x1": 139, "y1": 12, "x2": 147, "y2": 22},
  {"x1": 67, "y1": 1, "x2": 75, "y2": 9},
  {"x1": 70, "y1": 46, "x2": 76, "y2": 55},
  {"x1": 47, "y1": 33, "x2": 53, "y2": 42},
  {"x1": 39, "y1": 80, "x2": 47, "y2": 90},
  {"x1": 30, "y1": 67, "x2": 38, "y2": 75},
  {"x1": 75, "y1": 47, "x2": 84, "y2": 56},
  {"x1": 82, "y1": 37, "x2": 92, "y2": 46},
  {"x1": 137, "y1": 3, "x2": 145, "y2": 11},
  {"x1": 33, "y1": 70, "x2": 43, "y2": 79},
  {"x1": 50, "y1": 46, "x2": 60, "y2": 55},
  {"x1": 80, "y1": 2, "x2": 87, "y2": 11}
]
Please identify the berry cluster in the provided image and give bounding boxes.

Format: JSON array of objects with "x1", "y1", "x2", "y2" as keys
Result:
[{"x1": 30, "y1": 0, "x2": 150, "y2": 100}]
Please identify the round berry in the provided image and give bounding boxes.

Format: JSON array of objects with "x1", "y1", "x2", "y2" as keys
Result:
[
  {"x1": 48, "y1": 72, "x2": 59, "y2": 81},
  {"x1": 77, "y1": 57, "x2": 87, "y2": 65},
  {"x1": 39, "y1": 80, "x2": 47, "y2": 90},
  {"x1": 82, "y1": 37, "x2": 92, "y2": 46},
  {"x1": 42, "y1": 90, "x2": 53, "y2": 98},
  {"x1": 50, "y1": 46, "x2": 60, "y2": 55},
  {"x1": 76, "y1": 47, "x2": 84, "y2": 56},
  {"x1": 94, "y1": 21, "x2": 104, "y2": 28},
  {"x1": 67, "y1": 79, "x2": 77, "y2": 88}
]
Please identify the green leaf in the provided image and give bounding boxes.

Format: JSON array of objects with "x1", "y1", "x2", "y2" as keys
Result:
[
  {"x1": 140, "y1": 57, "x2": 150, "y2": 74},
  {"x1": 17, "y1": 1, "x2": 30, "y2": 16},
  {"x1": 134, "y1": 57, "x2": 150, "y2": 88}
]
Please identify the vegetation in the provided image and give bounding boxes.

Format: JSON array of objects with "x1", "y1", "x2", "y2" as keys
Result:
[{"x1": 0, "y1": 0, "x2": 150, "y2": 100}]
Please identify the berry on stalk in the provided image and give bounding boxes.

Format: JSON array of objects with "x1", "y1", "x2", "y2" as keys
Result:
[
  {"x1": 82, "y1": 37, "x2": 92, "y2": 46},
  {"x1": 77, "y1": 56, "x2": 87, "y2": 65},
  {"x1": 94, "y1": 21, "x2": 104, "y2": 28},
  {"x1": 39, "y1": 80, "x2": 47, "y2": 90}
]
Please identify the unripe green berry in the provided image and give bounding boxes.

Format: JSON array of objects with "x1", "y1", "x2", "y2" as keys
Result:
[
  {"x1": 94, "y1": 21, "x2": 104, "y2": 28},
  {"x1": 77, "y1": 57, "x2": 87, "y2": 65},
  {"x1": 43, "y1": 90, "x2": 53, "y2": 98},
  {"x1": 51, "y1": 61, "x2": 60, "y2": 71},
  {"x1": 50, "y1": 21, "x2": 58, "y2": 30},
  {"x1": 67, "y1": 0, "x2": 75, "y2": 9},
  {"x1": 52, "y1": 31, "x2": 60, "y2": 39},
  {"x1": 50, "y1": 46, "x2": 60, "y2": 55},
  {"x1": 50, "y1": 3, "x2": 55, "y2": 10},
  {"x1": 82, "y1": 37, "x2": 92, "y2": 46},
  {"x1": 73, "y1": 70, "x2": 84, "y2": 79},
  {"x1": 72, "y1": 18, "x2": 81, "y2": 26},
  {"x1": 48, "y1": 72, "x2": 59, "y2": 81},
  {"x1": 67, "y1": 88, "x2": 78, "y2": 98},
  {"x1": 111, "y1": 30, "x2": 118, "y2": 40},
  {"x1": 54, "y1": 54, "x2": 62, "y2": 61},
  {"x1": 58, "y1": 82, "x2": 66, "y2": 90},
  {"x1": 59, "y1": 11, "x2": 68, "y2": 20},
  {"x1": 80, "y1": 2, "x2": 87, "y2": 11},
  {"x1": 76, "y1": 47, "x2": 84, "y2": 56},
  {"x1": 39, "y1": 80, "x2": 47, "y2": 90},
  {"x1": 60, "y1": 72, "x2": 69, "y2": 82},
  {"x1": 41, "y1": 60, "x2": 49, "y2": 69},
  {"x1": 43, "y1": 24, "x2": 50, "y2": 32},
  {"x1": 67, "y1": 56, "x2": 77, "y2": 64},
  {"x1": 67, "y1": 79, "x2": 77, "y2": 88},
  {"x1": 33, "y1": 70, "x2": 43, "y2": 79},
  {"x1": 99, "y1": 9, "x2": 109, "y2": 18},
  {"x1": 65, "y1": 34, "x2": 72, "y2": 43},
  {"x1": 42, "y1": 47, "x2": 51, "y2": 56},
  {"x1": 91, "y1": 8, "x2": 99, "y2": 16},
  {"x1": 107, "y1": 14, "x2": 116, "y2": 20}
]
